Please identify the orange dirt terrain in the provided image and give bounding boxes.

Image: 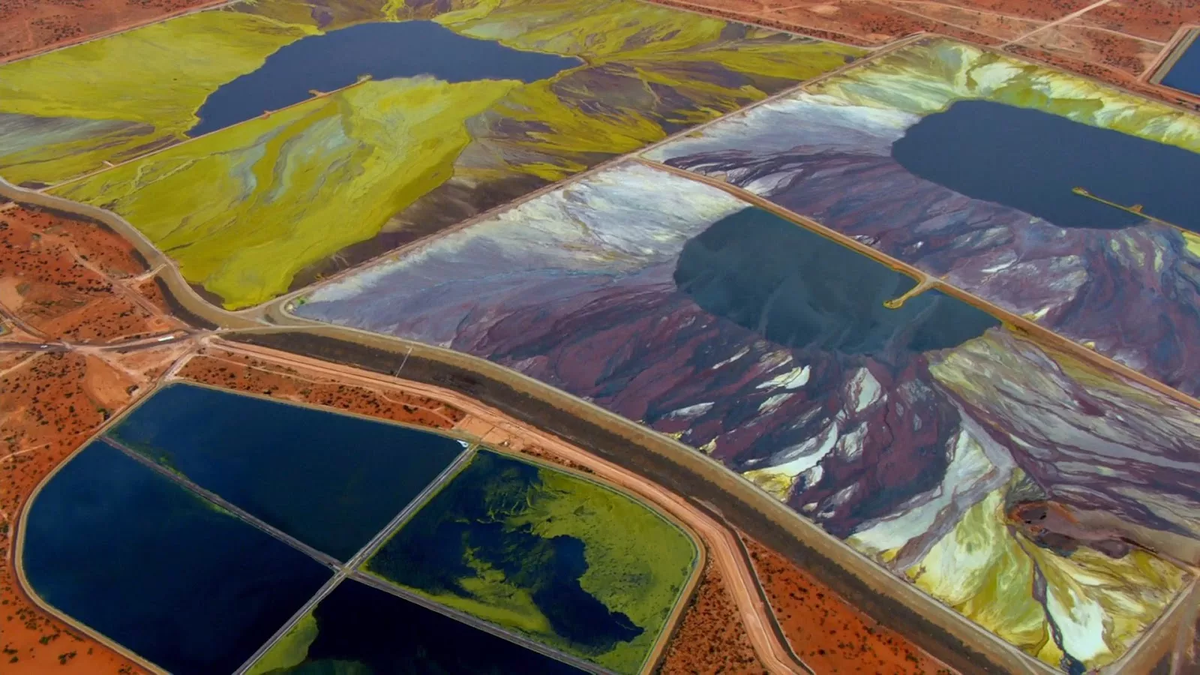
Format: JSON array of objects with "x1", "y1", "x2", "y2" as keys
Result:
[
  {"x1": 0, "y1": 0, "x2": 226, "y2": 62},
  {"x1": 660, "y1": 556, "x2": 769, "y2": 674},
  {"x1": 0, "y1": 205, "x2": 184, "y2": 344},
  {"x1": 173, "y1": 347, "x2": 467, "y2": 431},
  {"x1": 740, "y1": 534, "x2": 954, "y2": 674},
  {"x1": 1003, "y1": 0, "x2": 1200, "y2": 92},
  {"x1": 1079, "y1": 0, "x2": 1200, "y2": 43},
  {"x1": 0, "y1": 203, "x2": 192, "y2": 673}
]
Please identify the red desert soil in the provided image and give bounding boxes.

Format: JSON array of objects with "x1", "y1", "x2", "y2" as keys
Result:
[
  {"x1": 1078, "y1": 0, "x2": 1200, "y2": 43},
  {"x1": 0, "y1": 0, "x2": 227, "y2": 62},
  {"x1": 0, "y1": 206, "x2": 183, "y2": 344},
  {"x1": 173, "y1": 347, "x2": 467, "y2": 431},
  {"x1": 740, "y1": 534, "x2": 955, "y2": 674},
  {"x1": 660, "y1": 556, "x2": 769, "y2": 674},
  {"x1": 1007, "y1": 20, "x2": 1166, "y2": 80},
  {"x1": 0, "y1": 203, "x2": 193, "y2": 673}
]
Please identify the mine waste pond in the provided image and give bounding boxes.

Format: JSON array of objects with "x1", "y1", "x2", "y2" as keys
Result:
[
  {"x1": 892, "y1": 100, "x2": 1200, "y2": 232},
  {"x1": 190, "y1": 20, "x2": 581, "y2": 136},
  {"x1": 1163, "y1": 35, "x2": 1200, "y2": 97},
  {"x1": 249, "y1": 578, "x2": 585, "y2": 674},
  {"x1": 108, "y1": 383, "x2": 467, "y2": 561},
  {"x1": 366, "y1": 450, "x2": 697, "y2": 674},
  {"x1": 675, "y1": 206, "x2": 1001, "y2": 354},
  {"x1": 22, "y1": 441, "x2": 330, "y2": 675}
]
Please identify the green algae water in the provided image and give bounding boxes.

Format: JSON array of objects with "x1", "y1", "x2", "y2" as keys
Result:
[
  {"x1": 365, "y1": 450, "x2": 696, "y2": 674},
  {"x1": 248, "y1": 579, "x2": 585, "y2": 674}
]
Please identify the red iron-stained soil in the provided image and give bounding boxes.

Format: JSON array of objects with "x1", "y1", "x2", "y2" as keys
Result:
[
  {"x1": 0, "y1": 0, "x2": 226, "y2": 62},
  {"x1": 1078, "y1": 0, "x2": 1200, "y2": 43},
  {"x1": 0, "y1": 206, "x2": 183, "y2": 343},
  {"x1": 659, "y1": 556, "x2": 768, "y2": 675},
  {"x1": 173, "y1": 348, "x2": 467, "y2": 430},
  {"x1": 0, "y1": 202, "x2": 193, "y2": 674},
  {"x1": 740, "y1": 534, "x2": 956, "y2": 674},
  {"x1": 1007, "y1": 21, "x2": 1164, "y2": 81}
]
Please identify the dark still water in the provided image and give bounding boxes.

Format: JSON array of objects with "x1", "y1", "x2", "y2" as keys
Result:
[
  {"x1": 22, "y1": 442, "x2": 329, "y2": 675},
  {"x1": 1163, "y1": 35, "x2": 1200, "y2": 96},
  {"x1": 261, "y1": 579, "x2": 584, "y2": 673},
  {"x1": 674, "y1": 207, "x2": 999, "y2": 356},
  {"x1": 190, "y1": 21, "x2": 580, "y2": 136},
  {"x1": 892, "y1": 100, "x2": 1200, "y2": 232},
  {"x1": 108, "y1": 383, "x2": 466, "y2": 561}
]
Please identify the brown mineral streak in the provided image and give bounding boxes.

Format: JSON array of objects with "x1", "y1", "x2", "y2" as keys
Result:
[{"x1": 740, "y1": 534, "x2": 957, "y2": 674}]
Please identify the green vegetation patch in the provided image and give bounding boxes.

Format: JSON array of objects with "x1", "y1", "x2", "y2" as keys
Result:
[
  {"x1": 247, "y1": 612, "x2": 319, "y2": 675},
  {"x1": 364, "y1": 450, "x2": 697, "y2": 674}
]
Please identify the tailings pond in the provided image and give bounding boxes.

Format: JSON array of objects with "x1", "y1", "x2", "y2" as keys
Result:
[
  {"x1": 190, "y1": 21, "x2": 581, "y2": 136},
  {"x1": 22, "y1": 442, "x2": 330, "y2": 675},
  {"x1": 1163, "y1": 33, "x2": 1200, "y2": 97},
  {"x1": 108, "y1": 383, "x2": 467, "y2": 561},
  {"x1": 248, "y1": 579, "x2": 584, "y2": 674},
  {"x1": 892, "y1": 100, "x2": 1200, "y2": 231},
  {"x1": 674, "y1": 207, "x2": 1000, "y2": 355},
  {"x1": 366, "y1": 450, "x2": 696, "y2": 674}
]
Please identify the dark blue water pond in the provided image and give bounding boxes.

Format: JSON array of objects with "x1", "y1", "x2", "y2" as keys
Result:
[
  {"x1": 22, "y1": 442, "x2": 329, "y2": 675},
  {"x1": 892, "y1": 100, "x2": 1200, "y2": 232},
  {"x1": 190, "y1": 21, "x2": 581, "y2": 136},
  {"x1": 1163, "y1": 35, "x2": 1200, "y2": 96},
  {"x1": 108, "y1": 383, "x2": 466, "y2": 561},
  {"x1": 262, "y1": 579, "x2": 584, "y2": 673},
  {"x1": 674, "y1": 207, "x2": 1000, "y2": 355}
]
